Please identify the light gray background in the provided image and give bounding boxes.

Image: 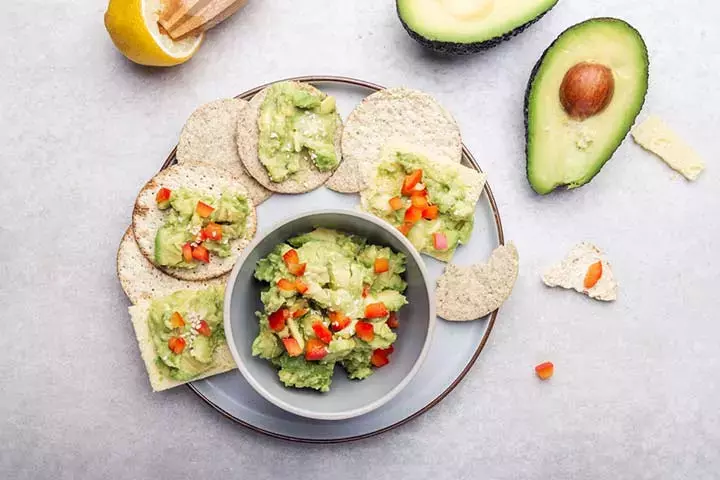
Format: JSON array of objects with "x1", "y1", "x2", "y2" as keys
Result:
[{"x1": 2, "y1": 0, "x2": 719, "y2": 478}]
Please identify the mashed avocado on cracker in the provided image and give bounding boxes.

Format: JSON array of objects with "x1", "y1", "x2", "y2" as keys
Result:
[
  {"x1": 258, "y1": 82, "x2": 340, "y2": 183},
  {"x1": 153, "y1": 187, "x2": 250, "y2": 269},
  {"x1": 147, "y1": 287, "x2": 227, "y2": 381},
  {"x1": 361, "y1": 148, "x2": 486, "y2": 261},
  {"x1": 251, "y1": 228, "x2": 407, "y2": 392}
]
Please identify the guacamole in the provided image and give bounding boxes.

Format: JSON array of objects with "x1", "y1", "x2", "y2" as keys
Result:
[
  {"x1": 361, "y1": 149, "x2": 482, "y2": 260},
  {"x1": 251, "y1": 228, "x2": 407, "y2": 392},
  {"x1": 257, "y1": 82, "x2": 340, "y2": 183},
  {"x1": 148, "y1": 287, "x2": 226, "y2": 381},
  {"x1": 153, "y1": 187, "x2": 250, "y2": 268}
]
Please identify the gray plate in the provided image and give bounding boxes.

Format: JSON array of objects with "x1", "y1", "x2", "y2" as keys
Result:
[{"x1": 160, "y1": 76, "x2": 504, "y2": 443}]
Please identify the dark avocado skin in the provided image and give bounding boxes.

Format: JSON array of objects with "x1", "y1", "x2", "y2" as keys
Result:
[
  {"x1": 524, "y1": 18, "x2": 649, "y2": 194},
  {"x1": 397, "y1": 1, "x2": 558, "y2": 55}
]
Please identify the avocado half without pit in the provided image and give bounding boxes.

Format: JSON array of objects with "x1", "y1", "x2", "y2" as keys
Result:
[
  {"x1": 396, "y1": 0, "x2": 559, "y2": 55},
  {"x1": 525, "y1": 18, "x2": 649, "y2": 194}
]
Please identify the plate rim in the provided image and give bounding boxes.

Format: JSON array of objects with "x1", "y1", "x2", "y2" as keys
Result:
[{"x1": 159, "y1": 74, "x2": 505, "y2": 444}]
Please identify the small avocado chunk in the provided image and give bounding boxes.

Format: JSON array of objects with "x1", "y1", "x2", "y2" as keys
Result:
[
  {"x1": 396, "y1": 0, "x2": 558, "y2": 55},
  {"x1": 155, "y1": 226, "x2": 191, "y2": 267},
  {"x1": 525, "y1": 18, "x2": 649, "y2": 194},
  {"x1": 252, "y1": 328, "x2": 284, "y2": 360},
  {"x1": 271, "y1": 354, "x2": 335, "y2": 392}
]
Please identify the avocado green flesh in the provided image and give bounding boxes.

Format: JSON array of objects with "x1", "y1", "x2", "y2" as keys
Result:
[
  {"x1": 526, "y1": 18, "x2": 649, "y2": 194},
  {"x1": 397, "y1": 0, "x2": 558, "y2": 51},
  {"x1": 257, "y1": 82, "x2": 340, "y2": 183},
  {"x1": 251, "y1": 229, "x2": 407, "y2": 392},
  {"x1": 148, "y1": 287, "x2": 225, "y2": 381}
]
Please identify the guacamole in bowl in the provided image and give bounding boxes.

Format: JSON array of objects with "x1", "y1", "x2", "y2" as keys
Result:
[
  {"x1": 224, "y1": 210, "x2": 435, "y2": 420},
  {"x1": 251, "y1": 228, "x2": 407, "y2": 392}
]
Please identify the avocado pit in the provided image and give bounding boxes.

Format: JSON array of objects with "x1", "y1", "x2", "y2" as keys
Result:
[{"x1": 559, "y1": 62, "x2": 615, "y2": 120}]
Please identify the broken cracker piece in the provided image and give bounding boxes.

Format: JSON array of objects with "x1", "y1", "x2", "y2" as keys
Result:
[
  {"x1": 543, "y1": 242, "x2": 617, "y2": 302},
  {"x1": 631, "y1": 115, "x2": 705, "y2": 181},
  {"x1": 436, "y1": 243, "x2": 519, "y2": 321}
]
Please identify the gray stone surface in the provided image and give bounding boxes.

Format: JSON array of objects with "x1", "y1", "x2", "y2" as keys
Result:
[{"x1": 2, "y1": 0, "x2": 719, "y2": 478}]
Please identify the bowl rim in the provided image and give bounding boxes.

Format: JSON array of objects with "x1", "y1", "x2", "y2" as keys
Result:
[{"x1": 223, "y1": 208, "x2": 436, "y2": 420}]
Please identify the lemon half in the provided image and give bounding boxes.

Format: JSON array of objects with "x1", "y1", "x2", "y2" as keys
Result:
[{"x1": 105, "y1": 0, "x2": 204, "y2": 67}]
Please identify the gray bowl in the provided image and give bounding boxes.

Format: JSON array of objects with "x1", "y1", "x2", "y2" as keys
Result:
[{"x1": 224, "y1": 210, "x2": 435, "y2": 420}]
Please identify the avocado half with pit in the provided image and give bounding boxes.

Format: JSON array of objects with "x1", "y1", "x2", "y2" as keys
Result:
[
  {"x1": 397, "y1": 0, "x2": 559, "y2": 55},
  {"x1": 525, "y1": 18, "x2": 649, "y2": 194}
]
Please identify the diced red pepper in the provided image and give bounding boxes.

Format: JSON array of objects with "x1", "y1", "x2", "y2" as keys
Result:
[
  {"x1": 377, "y1": 345, "x2": 394, "y2": 356},
  {"x1": 387, "y1": 312, "x2": 399, "y2": 328},
  {"x1": 365, "y1": 302, "x2": 388, "y2": 319},
  {"x1": 362, "y1": 284, "x2": 370, "y2": 298},
  {"x1": 168, "y1": 336, "x2": 186, "y2": 354},
  {"x1": 371, "y1": 350, "x2": 389, "y2": 367},
  {"x1": 196, "y1": 320, "x2": 211, "y2": 337},
  {"x1": 535, "y1": 361, "x2": 554, "y2": 380},
  {"x1": 156, "y1": 187, "x2": 172, "y2": 209},
  {"x1": 295, "y1": 279, "x2": 309, "y2": 294},
  {"x1": 404, "y1": 206, "x2": 423, "y2": 224},
  {"x1": 422, "y1": 205, "x2": 439, "y2": 220},
  {"x1": 283, "y1": 249, "x2": 300, "y2": 266},
  {"x1": 196, "y1": 201, "x2": 214, "y2": 218},
  {"x1": 282, "y1": 337, "x2": 303, "y2": 357},
  {"x1": 374, "y1": 257, "x2": 389, "y2": 274},
  {"x1": 277, "y1": 278, "x2": 296, "y2": 291},
  {"x1": 584, "y1": 261, "x2": 603, "y2": 289},
  {"x1": 370, "y1": 344, "x2": 395, "y2": 368},
  {"x1": 305, "y1": 338, "x2": 328, "y2": 361},
  {"x1": 202, "y1": 222, "x2": 223, "y2": 242},
  {"x1": 432, "y1": 232, "x2": 448, "y2": 251},
  {"x1": 355, "y1": 321, "x2": 374, "y2": 342},
  {"x1": 398, "y1": 222, "x2": 413, "y2": 236},
  {"x1": 388, "y1": 196, "x2": 403, "y2": 211},
  {"x1": 401, "y1": 169, "x2": 423, "y2": 196},
  {"x1": 268, "y1": 308, "x2": 290, "y2": 332},
  {"x1": 411, "y1": 194, "x2": 429, "y2": 209},
  {"x1": 288, "y1": 262, "x2": 307, "y2": 276},
  {"x1": 182, "y1": 243, "x2": 194, "y2": 263},
  {"x1": 169, "y1": 312, "x2": 185, "y2": 328},
  {"x1": 292, "y1": 307, "x2": 309, "y2": 319},
  {"x1": 191, "y1": 244, "x2": 210, "y2": 263},
  {"x1": 312, "y1": 322, "x2": 333, "y2": 344},
  {"x1": 329, "y1": 311, "x2": 351, "y2": 332}
]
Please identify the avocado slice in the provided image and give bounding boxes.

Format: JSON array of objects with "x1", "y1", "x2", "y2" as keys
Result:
[
  {"x1": 396, "y1": 0, "x2": 559, "y2": 55},
  {"x1": 154, "y1": 226, "x2": 190, "y2": 266},
  {"x1": 525, "y1": 18, "x2": 649, "y2": 194},
  {"x1": 190, "y1": 335, "x2": 213, "y2": 364}
]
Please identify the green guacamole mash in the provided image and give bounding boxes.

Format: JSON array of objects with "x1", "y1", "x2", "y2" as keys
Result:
[
  {"x1": 148, "y1": 287, "x2": 225, "y2": 381},
  {"x1": 251, "y1": 228, "x2": 407, "y2": 392},
  {"x1": 361, "y1": 149, "x2": 482, "y2": 261},
  {"x1": 258, "y1": 81, "x2": 340, "y2": 182},
  {"x1": 154, "y1": 187, "x2": 250, "y2": 268}
]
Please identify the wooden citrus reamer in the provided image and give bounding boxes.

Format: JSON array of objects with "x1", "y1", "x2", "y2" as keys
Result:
[{"x1": 159, "y1": 0, "x2": 249, "y2": 40}]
